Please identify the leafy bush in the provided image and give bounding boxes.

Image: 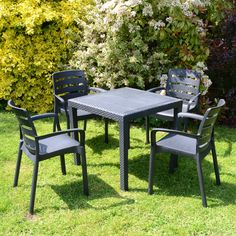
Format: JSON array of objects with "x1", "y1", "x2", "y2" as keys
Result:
[
  {"x1": 0, "y1": 0, "x2": 92, "y2": 113},
  {"x1": 207, "y1": 8, "x2": 236, "y2": 92},
  {"x1": 206, "y1": 6, "x2": 236, "y2": 126},
  {"x1": 70, "y1": 0, "x2": 232, "y2": 91}
]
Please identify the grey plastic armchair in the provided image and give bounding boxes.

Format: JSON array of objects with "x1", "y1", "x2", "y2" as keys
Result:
[
  {"x1": 148, "y1": 99, "x2": 225, "y2": 207},
  {"x1": 146, "y1": 69, "x2": 201, "y2": 143},
  {"x1": 8, "y1": 100, "x2": 88, "y2": 215},
  {"x1": 52, "y1": 69, "x2": 109, "y2": 144}
]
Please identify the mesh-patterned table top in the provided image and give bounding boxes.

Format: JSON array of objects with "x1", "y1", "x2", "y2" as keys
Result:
[{"x1": 68, "y1": 87, "x2": 181, "y2": 120}]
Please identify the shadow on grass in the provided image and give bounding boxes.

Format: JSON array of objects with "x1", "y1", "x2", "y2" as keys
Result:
[
  {"x1": 86, "y1": 133, "x2": 147, "y2": 154},
  {"x1": 51, "y1": 174, "x2": 134, "y2": 211},
  {"x1": 128, "y1": 153, "x2": 236, "y2": 207},
  {"x1": 86, "y1": 134, "x2": 119, "y2": 154}
]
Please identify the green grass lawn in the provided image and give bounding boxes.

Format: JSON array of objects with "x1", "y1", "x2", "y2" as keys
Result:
[{"x1": 1, "y1": 111, "x2": 236, "y2": 235}]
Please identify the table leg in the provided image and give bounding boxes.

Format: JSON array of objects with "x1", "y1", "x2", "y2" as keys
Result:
[
  {"x1": 169, "y1": 103, "x2": 182, "y2": 172},
  {"x1": 119, "y1": 120, "x2": 129, "y2": 191},
  {"x1": 173, "y1": 103, "x2": 182, "y2": 129},
  {"x1": 69, "y1": 106, "x2": 81, "y2": 165}
]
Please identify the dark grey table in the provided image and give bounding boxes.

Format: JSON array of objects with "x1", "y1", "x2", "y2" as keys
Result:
[{"x1": 68, "y1": 87, "x2": 182, "y2": 191}]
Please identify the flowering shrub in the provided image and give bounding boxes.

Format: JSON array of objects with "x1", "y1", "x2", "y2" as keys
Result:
[
  {"x1": 193, "y1": 62, "x2": 212, "y2": 95},
  {"x1": 70, "y1": 0, "x2": 232, "y2": 91}
]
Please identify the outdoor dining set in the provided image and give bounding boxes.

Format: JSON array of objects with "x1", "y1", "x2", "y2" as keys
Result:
[{"x1": 8, "y1": 69, "x2": 225, "y2": 214}]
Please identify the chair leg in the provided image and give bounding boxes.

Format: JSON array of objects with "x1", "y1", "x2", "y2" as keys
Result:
[
  {"x1": 148, "y1": 146, "x2": 156, "y2": 194},
  {"x1": 29, "y1": 161, "x2": 39, "y2": 215},
  {"x1": 145, "y1": 116, "x2": 150, "y2": 144},
  {"x1": 183, "y1": 119, "x2": 189, "y2": 132},
  {"x1": 169, "y1": 155, "x2": 178, "y2": 173},
  {"x1": 13, "y1": 140, "x2": 23, "y2": 187},
  {"x1": 80, "y1": 147, "x2": 89, "y2": 196},
  {"x1": 211, "y1": 141, "x2": 221, "y2": 185},
  {"x1": 66, "y1": 112, "x2": 70, "y2": 130},
  {"x1": 128, "y1": 123, "x2": 130, "y2": 149},
  {"x1": 53, "y1": 118, "x2": 57, "y2": 132},
  {"x1": 60, "y1": 155, "x2": 66, "y2": 175},
  {"x1": 73, "y1": 119, "x2": 81, "y2": 165},
  {"x1": 196, "y1": 157, "x2": 207, "y2": 207},
  {"x1": 83, "y1": 120, "x2": 87, "y2": 131},
  {"x1": 104, "y1": 118, "x2": 109, "y2": 144},
  {"x1": 74, "y1": 154, "x2": 81, "y2": 165},
  {"x1": 53, "y1": 107, "x2": 59, "y2": 131}
]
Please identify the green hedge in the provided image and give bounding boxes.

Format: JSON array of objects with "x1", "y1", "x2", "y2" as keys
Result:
[{"x1": 0, "y1": 0, "x2": 92, "y2": 113}]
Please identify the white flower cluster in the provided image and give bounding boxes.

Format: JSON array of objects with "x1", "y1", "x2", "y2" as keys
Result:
[
  {"x1": 196, "y1": 19, "x2": 205, "y2": 32},
  {"x1": 128, "y1": 23, "x2": 141, "y2": 33},
  {"x1": 101, "y1": 0, "x2": 117, "y2": 11},
  {"x1": 160, "y1": 0, "x2": 209, "y2": 18},
  {"x1": 181, "y1": 3, "x2": 193, "y2": 18},
  {"x1": 149, "y1": 20, "x2": 165, "y2": 30},
  {"x1": 101, "y1": 0, "x2": 143, "y2": 14},
  {"x1": 142, "y1": 4, "x2": 153, "y2": 17},
  {"x1": 201, "y1": 76, "x2": 212, "y2": 95},
  {"x1": 195, "y1": 61, "x2": 208, "y2": 71},
  {"x1": 160, "y1": 0, "x2": 208, "y2": 9},
  {"x1": 130, "y1": 11, "x2": 136, "y2": 17},
  {"x1": 159, "y1": 74, "x2": 168, "y2": 87},
  {"x1": 189, "y1": 0, "x2": 207, "y2": 8},
  {"x1": 111, "y1": 20, "x2": 123, "y2": 32},
  {"x1": 193, "y1": 62, "x2": 212, "y2": 95},
  {"x1": 111, "y1": 4, "x2": 127, "y2": 15},
  {"x1": 166, "y1": 17, "x2": 173, "y2": 23},
  {"x1": 99, "y1": 0, "x2": 144, "y2": 33},
  {"x1": 125, "y1": 0, "x2": 142, "y2": 7}
]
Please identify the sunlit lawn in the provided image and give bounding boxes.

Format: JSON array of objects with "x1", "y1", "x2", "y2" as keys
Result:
[{"x1": 0, "y1": 111, "x2": 236, "y2": 235}]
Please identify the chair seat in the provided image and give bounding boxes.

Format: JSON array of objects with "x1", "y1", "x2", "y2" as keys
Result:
[
  {"x1": 156, "y1": 133, "x2": 197, "y2": 156},
  {"x1": 155, "y1": 103, "x2": 196, "y2": 121},
  {"x1": 23, "y1": 134, "x2": 81, "y2": 161}
]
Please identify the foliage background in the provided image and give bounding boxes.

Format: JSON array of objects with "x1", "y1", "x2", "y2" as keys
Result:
[
  {"x1": 0, "y1": 0, "x2": 92, "y2": 113},
  {"x1": 0, "y1": 0, "x2": 235, "y2": 114},
  {"x1": 207, "y1": 9, "x2": 236, "y2": 116}
]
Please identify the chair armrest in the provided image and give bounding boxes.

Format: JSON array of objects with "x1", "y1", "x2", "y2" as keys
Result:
[
  {"x1": 31, "y1": 113, "x2": 58, "y2": 121},
  {"x1": 32, "y1": 113, "x2": 61, "y2": 131},
  {"x1": 54, "y1": 94, "x2": 65, "y2": 105},
  {"x1": 177, "y1": 112, "x2": 204, "y2": 121},
  {"x1": 89, "y1": 87, "x2": 107, "y2": 93},
  {"x1": 147, "y1": 87, "x2": 166, "y2": 93},
  {"x1": 36, "y1": 128, "x2": 85, "y2": 145},
  {"x1": 151, "y1": 128, "x2": 199, "y2": 144},
  {"x1": 36, "y1": 128, "x2": 85, "y2": 139},
  {"x1": 186, "y1": 92, "x2": 201, "y2": 111}
]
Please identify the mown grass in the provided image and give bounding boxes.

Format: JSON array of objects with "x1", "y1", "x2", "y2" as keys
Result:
[{"x1": 0, "y1": 111, "x2": 236, "y2": 235}]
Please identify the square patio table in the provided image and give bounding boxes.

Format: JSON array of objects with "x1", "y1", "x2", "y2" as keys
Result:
[{"x1": 68, "y1": 87, "x2": 182, "y2": 191}]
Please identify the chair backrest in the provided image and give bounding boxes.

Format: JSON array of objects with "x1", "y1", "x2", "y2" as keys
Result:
[
  {"x1": 197, "y1": 99, "x2": 225, "y2": 153},
  {"x1": 52, "y1": 70, "x2": 89, "y2": 102},
  {"x1": 166, "y1": 69, "x2": 201, "y2": 107},
  {"x1": 8, "y1": 100, "x2": 37, "y2": 154}
]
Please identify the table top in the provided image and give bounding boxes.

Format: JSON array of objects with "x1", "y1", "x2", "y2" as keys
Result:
[{"x1": 68, "y1": 87, "x2": 182, "y2": 121}]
